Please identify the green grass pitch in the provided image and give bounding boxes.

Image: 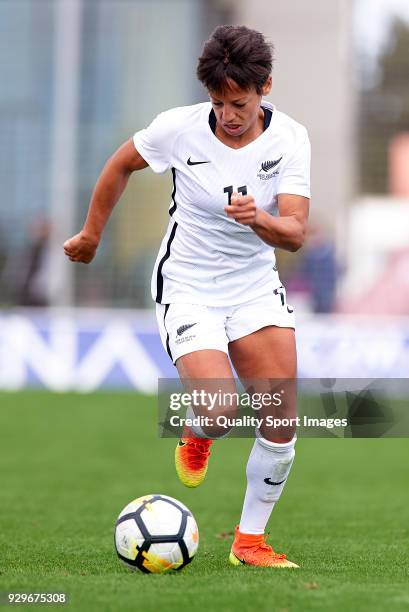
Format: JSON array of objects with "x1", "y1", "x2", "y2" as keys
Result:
[{"x1": 0, "y1": 391, "x2": 408, "y2": 611}]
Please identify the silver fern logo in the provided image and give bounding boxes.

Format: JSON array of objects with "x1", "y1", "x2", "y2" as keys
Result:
[
  {"x1": 258, "y1": 156, "x2": 282, "y2": 180},
  {"x1": 175, "y1": 322, "x2": 198, "y2": 346},
  {"x1": 176, "y1": 323, "x2": 197, "y2": 337}
]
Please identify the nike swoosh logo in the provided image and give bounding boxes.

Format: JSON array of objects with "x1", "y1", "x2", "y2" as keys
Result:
[
  {"x1": 178, "y1": 440, "x2": 187, "y2": 447},
  {"x1": 264, "y1": 478, "x2": 286, "y2": 486},
  {"x1": 232, "y1": 551, "x2": 246, "y2": 565},
  {"x1": 187, "y1": 157, "x2": 211, "y2": 166}
]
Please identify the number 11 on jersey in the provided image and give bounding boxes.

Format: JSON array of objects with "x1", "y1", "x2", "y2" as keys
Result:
[{"x1": 224, "y1": 185, "x2": 248, "y2": 205}]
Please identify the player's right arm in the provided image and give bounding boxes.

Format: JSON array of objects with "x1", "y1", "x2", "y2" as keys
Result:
[{"x1": 63, "y1": 139, "x2": 148, "y2": 263}]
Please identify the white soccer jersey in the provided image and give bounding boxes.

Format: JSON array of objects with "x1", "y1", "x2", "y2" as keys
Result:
[{"x1": 133, "y1": 101, "x2": 310, "y2": 306}]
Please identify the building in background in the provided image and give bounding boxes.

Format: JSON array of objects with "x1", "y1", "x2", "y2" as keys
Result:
[
  {"x1": 1, "y1": 0, "x2": 409, "y2": 392},
  {"x1": 229, "y1": 0, "x2": 355, "y2": 312},
  {"x1": 233, "y1": 0, "x2": 356, "y2": 242},
  {"x1": 0, "y1": 0, "x2": 223, "y2": 308},
  {"x1": 0, "y1": 1, "x2": 54, "y2": 304},
  {"x1": 341, "y1": 13, "x2": 409, "y2": 312},
  {"x1": 1, "y1": 0, "x2": 408, "y2": 314}
]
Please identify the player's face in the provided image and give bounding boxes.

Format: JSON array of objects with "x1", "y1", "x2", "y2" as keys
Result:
[{"x1": 209, "y1": 78, "x2": 272, "y2": 139}]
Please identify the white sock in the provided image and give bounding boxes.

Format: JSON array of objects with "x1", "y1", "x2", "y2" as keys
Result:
[
  {"x1": 184, "y1": 405, "x2": 231, "y2": 440},
  {"x1": 238, "y1": 435, "x2": 296, "y2": 535},
  {"x1": 185, "y1": 405, "x2": 207, "y2": 438}
]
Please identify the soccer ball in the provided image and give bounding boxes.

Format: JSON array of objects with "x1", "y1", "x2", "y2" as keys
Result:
[{"x1": 114, "y1": 494, "x2": 199, "y2": 573}]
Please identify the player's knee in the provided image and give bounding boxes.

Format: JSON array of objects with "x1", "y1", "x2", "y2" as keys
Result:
[
  {"x1": 203, "y1": 405, "x2": 237, "y2": 439},
  {"x1": 185, "y1": 403, "x2": 235, "y2": 439}
]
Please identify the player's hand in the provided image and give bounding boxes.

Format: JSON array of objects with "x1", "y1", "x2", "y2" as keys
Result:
[
  {"x1": 224, "y1": 193, "x2": 259, "y2": 226},
  {"x1": 63, "y1": 230, "x2": 99, "y2": 264}
]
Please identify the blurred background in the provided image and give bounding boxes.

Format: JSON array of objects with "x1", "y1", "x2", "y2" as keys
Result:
[{"x1": 1, "y1": 0, "x2": 409, "y2": 390}]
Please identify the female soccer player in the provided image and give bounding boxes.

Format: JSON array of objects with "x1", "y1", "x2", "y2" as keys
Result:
[{"x1": 64, "y1": 25, "x2": 310, "y2": 568}]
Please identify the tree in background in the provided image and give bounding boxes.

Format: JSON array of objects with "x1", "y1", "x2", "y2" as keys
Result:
[{"x1": 359, "y1": 19, "x2": 409, "y2": 194}]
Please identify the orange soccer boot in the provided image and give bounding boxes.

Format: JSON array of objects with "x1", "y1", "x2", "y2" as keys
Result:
[
  {"x1": 229, "y1": 525, "x2": 299, "y2": 568},
  {"x1": 175, "y1": 430, "x2": 213, "y2": 488}
]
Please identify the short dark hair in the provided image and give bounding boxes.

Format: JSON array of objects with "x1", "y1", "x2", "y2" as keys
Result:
[{"x1": 197, "y1": 25, "x2": 274, "y2": 94}]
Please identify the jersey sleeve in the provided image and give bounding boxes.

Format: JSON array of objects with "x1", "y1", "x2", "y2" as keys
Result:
[
  {"x1": 277, "y1": 129, "x2": 311, "y2": 198},
  {"x1": 133, "y1": 109, "x2": 178, "y2": 174}
]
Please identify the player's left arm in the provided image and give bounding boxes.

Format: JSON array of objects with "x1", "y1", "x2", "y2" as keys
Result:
[{"x1": 225, "y1": 192, "x2": 309, "y2": 252}]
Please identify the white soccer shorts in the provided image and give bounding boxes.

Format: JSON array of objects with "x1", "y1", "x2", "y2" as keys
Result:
[{"x1": 156, "y1": 287, "x2": 295, "y2": 364}]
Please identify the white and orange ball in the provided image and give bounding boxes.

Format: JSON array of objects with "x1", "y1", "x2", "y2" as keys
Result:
[{"x1": 114, "y1": 494, "x2": 199, "y2": 573}]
